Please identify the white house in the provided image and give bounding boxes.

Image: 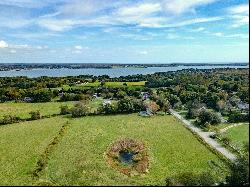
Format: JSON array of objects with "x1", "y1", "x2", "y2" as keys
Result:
[{"x1": 103, "y1": 99, "x2": 112, "y2": 106}]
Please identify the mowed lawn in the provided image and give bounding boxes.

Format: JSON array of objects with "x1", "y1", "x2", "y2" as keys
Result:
[
  {"x1": 0, "y1": 117, "x2": 68, "y2": 186},
  {"x1": 225, "y1": 124, "x2": 249, "y2": 148},
  {"x1": 40, "y1": 114, "x2": 228, "y2": 186},
  {"x1": 0, "y1": 101, "x2": 75, "y2": 119}
]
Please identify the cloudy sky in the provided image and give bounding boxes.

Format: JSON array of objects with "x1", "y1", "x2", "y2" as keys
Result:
[{"x1": 0, "y1": 0, "x2": 249, "y2": 64}]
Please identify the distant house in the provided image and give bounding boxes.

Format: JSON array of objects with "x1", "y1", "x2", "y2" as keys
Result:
[
  {"x1": 197, "y1": 106, "x2": 206, "y2": 112},
  {"x1": 23, "y1": 97, "x2": 33, "y2": 102},
  {"x1": 237, "y1": 102, "x2": 249, "y2": 111},
  {"x1": 139, "y1": 108, "x2": 153, "y2": 117},
  {"x1": 58, "y1": 92, "x2": 64, "y2": 96},
  {"x1": 140, "y1": 92, "x2": 150, "y2": 100},
  {"x1": 217, "y1": 112, "x2": 227, "y2": 123},
  {"x1": 103, "y1": 99, "x2": 112, "y2": 106},
  {"x1": 92, "y1": 93, "x2": 98, "y2": 99}
]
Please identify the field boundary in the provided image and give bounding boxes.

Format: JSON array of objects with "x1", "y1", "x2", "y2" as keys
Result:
[{"x1": 32, "y1": 121, "x2": 70, "y2": 179}]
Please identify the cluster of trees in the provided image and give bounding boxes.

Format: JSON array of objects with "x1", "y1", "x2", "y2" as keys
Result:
[
  {"x1": 228, "y1": 111, "x2": 249, "y2": 123},
  {"x1": 59, "y1": 97, "x2": 164, "y2": 118},
  {"x1": 196, "y1": 109, "x2": 221, "y2": 126},
  {"x1": 146, "y1": 69, "x2": 249, "y2": 114}
]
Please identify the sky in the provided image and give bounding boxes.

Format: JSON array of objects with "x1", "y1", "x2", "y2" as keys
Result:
[{"x1": 0, "y1": 0, "x2": 249, "y2": 64}]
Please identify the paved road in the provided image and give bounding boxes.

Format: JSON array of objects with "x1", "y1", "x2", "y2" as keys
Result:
[{"x1": 170, "y1": 109, "x2": 237, "y2": 162}]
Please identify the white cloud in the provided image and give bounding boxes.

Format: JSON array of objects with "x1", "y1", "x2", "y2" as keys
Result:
[
  {"x1": 57, "y1": 0, "x2": 118, "y2": 17},
  {"x1": 50, "y1": 49, "x2": 56, "y2": 53},
  {"x1": 139, "y1": 51, "x2": 148, "y2": 55},
  {"x1": 190, "y1": 27, "x2": 206, "y2": 32},
  {"x1": 213, "y1": 32, "x2": 224, "y2": 37},
  {"x1": 162, "y1": 0, "x2": 217, "y2": 15},
  {"x1": 227, "y1": 4, "x2": 249, "y2": 28},
  {"x1": 10, "y1": 49, "x2": 16, "y2": 53},
  {"x1": 0, "y1": 40, "x2": 8, "y2": 48},
  {"x1": 12, "y1": 44, "x2": 29, "y2": 49},
  {"x1": 38, "y1": 19, "x2": 75, "y2": 31},
  {"x1": 228, "y1": 4, "x2": 249, "y2": 15},
  {"x1": 117, "y1": 3, "x2": 161, "y2": 17},
  {"x1": 34, "y1": 0, "x2": 222, "y2": 31},
  {"x1": 36, "y1": 46, "x2": 43, "y2": 50},
  {"x1": 75, "y1": 45, "x2": 83, "y2": 50},
  {"x1": 166, "y1": 33, "x2": 179, "y2": 39},
  {"x1": 225, "y1": 34, "x2": 249, "y2": 39},
  {"x1": 72, "y1": 50, "x2": 82, "y2": 54},
  {"x1": 0, "y1": 0, "x2": 50, "y2": 8},
  {"x1": 162, "y1": 17, "x2": 223, "y2": 28}
]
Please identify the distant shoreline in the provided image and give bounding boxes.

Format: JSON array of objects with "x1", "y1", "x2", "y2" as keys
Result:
[{"x1": 0, "y1": 63, "x2": 248, "y2": 71}]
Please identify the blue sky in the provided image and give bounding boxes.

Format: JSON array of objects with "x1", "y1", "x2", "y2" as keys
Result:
[{"x1": 0, "y1": 0, "x2": 249, "y2": 64}]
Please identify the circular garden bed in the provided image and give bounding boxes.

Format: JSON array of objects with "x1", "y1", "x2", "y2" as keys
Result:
[{"x1": 105, "y1": 138, "x2": 149, "y2": 176}]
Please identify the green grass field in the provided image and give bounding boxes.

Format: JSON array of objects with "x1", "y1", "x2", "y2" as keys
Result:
[
  {"x1": 224, "y1": 124, "x2": 249, "y2": 148},
  {"x1": 0, "y1": 117, "x2": 68, "y2": 186},
  {"x1": 39, "y1": 115, "x2": 228, "y2": 185},
  {"x1": 0, "y1": 101, "x2": 76, "y2": 119},
  {"x1": 0, "y1": 99, "x2": 105, "y2": 120},
  {"x1": 0, "y1": 114, "x2": 229, "y2": 185}
]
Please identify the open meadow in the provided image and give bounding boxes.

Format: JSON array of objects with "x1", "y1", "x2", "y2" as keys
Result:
[
  {"x1": 0, "y1": 114, "x2": 229, "y2": 186},
  {"x1": 0, "y1": 99, "x2": 104, "y2": 120},
  {"x1": 0, "y1": 102, "x2": 75, "y2": 119}
]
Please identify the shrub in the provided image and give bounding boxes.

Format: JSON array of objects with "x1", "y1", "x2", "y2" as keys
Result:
[
  {"x1": 0, "y1": 115, "x2": 21, "y2": 125},
  {"x1": 71, "y1": 102, "x2": 90, "y2": 118},
  {"x1": 143, "y1": 101, "x2": 159, "y2": 114},
  {"x1": 60, "y1": 105, "x2": 70, "y2": 115},
  {"x1": 29, "y1": 110, "x2": 41, "y2": 120},
  {"x1": 166, "y1": 172, "x2": 217, "y2": 186},
  {"x1": 99, "y1": 103, "x2": 118, "y2": 114},
  {"x1": 117, "y1": 98, "x2": 142, "y2": 113},
  {"x1": 228, "y1": 111, "x2": 249, "y2": 123},
  {"x1": 226, "y1": 152, "x2": 249, "y2": 186},
  {"x1": 221, "y1": 136, "x2": 232, "y2": 145}
]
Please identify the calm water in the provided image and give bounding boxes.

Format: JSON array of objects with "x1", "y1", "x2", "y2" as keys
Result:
[{"x1": 0, "y1": 65, "x2": 248, "y2": 78}]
